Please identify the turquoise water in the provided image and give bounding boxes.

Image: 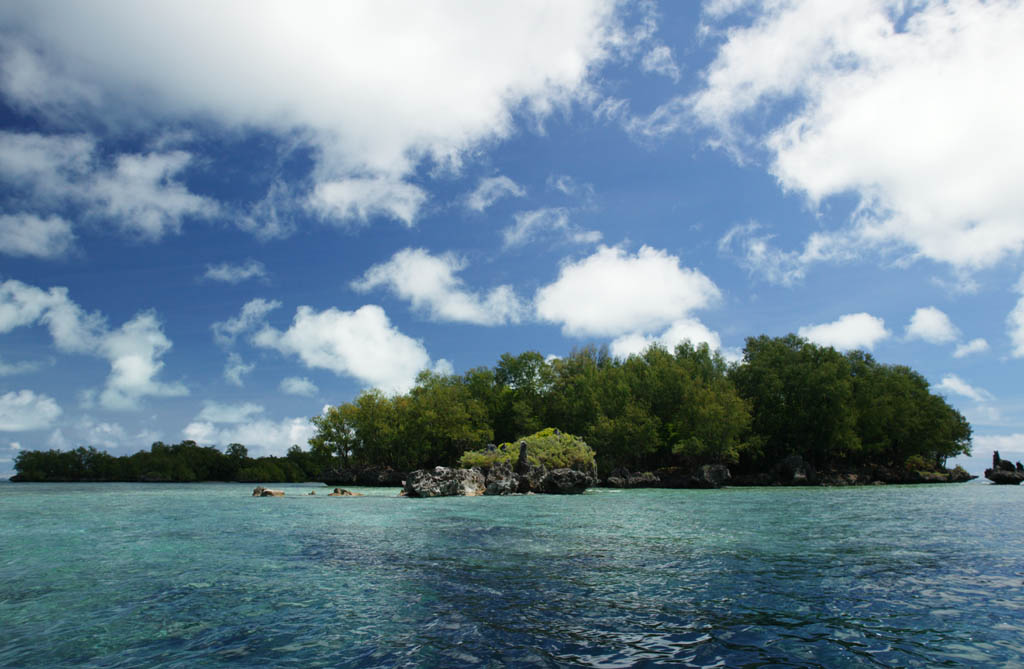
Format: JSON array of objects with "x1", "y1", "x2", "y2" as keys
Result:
[{"x1": 1, "y1": 482, "x2": 1022, "y2": 667}]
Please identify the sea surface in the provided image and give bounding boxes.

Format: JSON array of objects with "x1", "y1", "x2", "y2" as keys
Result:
[{"x1": 1, "y1": 482, "x2": 1022, "y2": 667}]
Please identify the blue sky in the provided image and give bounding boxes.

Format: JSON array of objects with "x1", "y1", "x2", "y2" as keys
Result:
[{"x1": 2, "y1": 0, "x2": 1023, "y2": 477}]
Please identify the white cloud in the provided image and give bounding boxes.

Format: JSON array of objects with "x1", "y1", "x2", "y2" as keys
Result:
[
  {"x1": 622, "y1": 96, "x2": 689, "y2": 140},
  {"x1": 0, "y1": 4, "x2": 634, "y2": 227},
  {"x1": 90, "y1": 151, "x2": 218, "y2": 239},
  {"x1": 352, "y1": 248, "x2": 525, "y2": 325},
  {"x1": 197, "y1": 401, "x2": 265, "y2": 424},
  {"x1": 0, "y1": 390, "x2": 62, "y2": 431},
  {"x1": 1009, "y1": 274, "x2": 1024, "y2": 358},
  {"x1": 0, "y1": 279, "x2": 186, "y2": 409},
  {"x1": 74, "y1": 417, "x2": 128, "y2": 450},
  {"x1": 8, "y1": 441, "x2": 20, "y2": 450},
  {"x1": 718, "y1": 222, "x2": 858, "y2": 285},
  {"x1": 935, "y1": 374, "x2": 993, "y2": 403},
  {"x1": 953, "y1": 338, "x2": 989, "y2": 358},
  {"x1": 309, "y1": 177, "x2": 427, "y2": 227},
  {"x1": 212, "y1": 298, "x2": 281, "y2": 346},
  {"x1": 203, "y1": 260, "x2": 267, "y2": 284},
  {"x1": 0, "y1": 132, "x2": 218, "y2": 240},
  {"x1": 905, "y1": 306, "x2": 960, "y2": 345},
  {"x1": 640, "y1": 45, "x2": 681, "y2": 81},
  {"x1": 610, "y1": 318, "x2": 723, "y2": 359},
  {"x1": 0, "y1": 213, "x2": 74, "y2": 258},
  {"x1": 98, "y1": 311, "x2": 188, "y2": 410},
  {"x1": 798, "y1": 312, "x2": 890, "y2": 351},
  {"x1": 465, "y1": 176, "x2": 525, "y2": 212},
  {"x1": 280, "y1": 376, "x2": 318, "y2": 397},
  {"x1": 504, "y1": 207, "x2": 601, "y2": 249},
  {"x1": 183, "y1": 415, "x2": 317, "y2": 458},
  {"x1": 223, "y1": 352, "x2": 255, "y2": 387},
  {"x1": 253, "y1": 304, "x2": 434, "y2": 394},
  {"x1": 536, "y1": 245, "x2": 721, "y2": 337},
  {"x1": 0, "y1": 355, "x2": 42, "y2": 376},
  {"x1": 693, "y1": 0, "x2": 1024, "y2": 270}
]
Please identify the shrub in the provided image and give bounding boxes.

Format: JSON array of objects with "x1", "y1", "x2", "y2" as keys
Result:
[{"x1": 459, "y1": 427, "x2": 596, "y2": 473}]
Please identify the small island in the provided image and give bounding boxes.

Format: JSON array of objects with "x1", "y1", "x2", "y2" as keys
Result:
[{"x1": 11, "y1": 335, "x2": 978, "y2": 489}]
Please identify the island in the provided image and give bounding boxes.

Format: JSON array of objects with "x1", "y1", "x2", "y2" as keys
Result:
[{"x1": 10, "y1": 335, "x2": 978, "y2": 490}]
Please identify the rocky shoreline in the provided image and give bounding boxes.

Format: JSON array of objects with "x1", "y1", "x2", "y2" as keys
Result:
[{"x1": 307, "y1": 450, "x2": 981, "y2": 498}]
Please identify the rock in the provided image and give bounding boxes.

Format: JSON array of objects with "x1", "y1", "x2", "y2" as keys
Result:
[
  {"x1": 605, "y1": 468, "x2": 660, "y2": 488},
  {"x1": 986, "y1": 451, "x2": 1024, "y2": 485},
  {"x1": 308, "y1": 491, "x2": 316, "y2": 495},
  {"x1": 515, "y1": 441, "x2": 529, "y2": 475},
  {"x1": 540, "y1": 467, "x2": 593, "y2": 494},
  {"x1": 484, "y1": 462, "x2": 518, "y2": 496},
  {"x1": 775, "y1": 455, "x2": 816, "y2": 485},
  {"x1": 689, "y1": 464, "x2": 731, "y2": 489},
  {"x1": 327, "y1": 487, "x2": 361, "y2": 496},
  {"x1": 516, "y1": 464, "x2": 548, "y2": 493},
  {"x1": 252, "y1": 486, "x2": 284, "y2": 497},
  {"x1": 403, "y1": 466, "x2": 486, "y2": 498}
]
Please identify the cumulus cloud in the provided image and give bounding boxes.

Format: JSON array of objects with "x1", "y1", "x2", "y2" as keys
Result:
[
  {"x1": 280, "y1": 376, "x2": 318, "y2": 397},
  {"x1": 692, "y1": 0, "x2": 1024, "y2": 270},
  {"x1": 0, "y1": 279, "x2": 186, "y2": 409},
  {"x1": 96, "y1": 311, "x2": 188, "y2": 410},
  {"x1": 504, "y1": 207, "x2": 602, "y2": 249},
  {"x1": 183, "y1": 411, "x2": 316, "y2": 458},
  {"x1": 223, "y1": 353, "x2": 255, "y2": 387},
  {"x1": 212, "y1": 298, "x2": 281, "y2": 347},
  {"x1": 905, "y1": 306, "x2": 960, "y2": 345},
  {"x1": 0, "y1": 389, "x2": 62, "y2": 431},
  {"x1": 953, "y1": 338, "x2": 989, "y2": 358},
  {"x1": 0, "y1": 214, "x2": 74, "y2": 258},
  {"x1": 798, "y1": 313, "x2": 890, "y2": 351},
  {"x1": 610, "y1": 318, "x2": 723, "y2": 359},
  {"x1": 465, "y1": 176, "x2": 526, "y2": 212},
  {"x1": 203, "y1": 260, "x2": 267, "y2": 284},
  {"x1": 0, "y1": 132, "x2": 217, "y2": 240},
  {"x1": 253, "y1": 304, "x2": 435, "y2": 394},
  {"x1": 935, "y1": 374, "x2": 993, "y2": 403},
  {"x1": 0, "y1": 3, "x2": 631, "y2": 226},
  {"x1": 536, "y1": 245, "x2": 721, "y2": 337},
  {"x1": 352, "y1": 248, "x2": 526, "y2": 325}
]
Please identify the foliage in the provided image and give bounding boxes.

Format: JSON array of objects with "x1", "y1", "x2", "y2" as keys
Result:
[
  {"x1": 459, "y1": 427, "x2": 596, "y2": 472},
  {"x1": 13, "y1": 334, "x2": 973, "y2": 483}
]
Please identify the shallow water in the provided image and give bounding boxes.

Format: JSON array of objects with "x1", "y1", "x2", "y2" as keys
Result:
[{"x1": 1, "y1": 482, "x2": 1022, "y2": 667}]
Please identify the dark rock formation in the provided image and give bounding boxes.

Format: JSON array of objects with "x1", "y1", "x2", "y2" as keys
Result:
[
  {"x1": 252, "y1": 486, "x2": 284, "y2": 497},
  {"x1": 605, "y1": 468, "x2": 659, "y2": 488},
  {"x1": 540, "y1": 468, "x2": 593, "y2": 494},
  {"x1": 775, "y1": 455, "x2": 816, "y2": 484},
  {"x1": 984, "y1": 451, "x2": 1024, "y2": 484},
  {"x1": 483, "y1": 462, "x2": 518, "y2": 496},
  {"x1": 403, "y1": 466, "x2": 486, "y2": 498},
  {"x1": 689, "y1": 464, "x2": 731, "y2": 489}
]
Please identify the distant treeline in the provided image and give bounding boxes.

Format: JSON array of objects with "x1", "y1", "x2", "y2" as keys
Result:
[
  {"x1": 12, "y1": 334, "x2": 972, "y2": 482},
  {"x1": 12, "y1": 441, "x2": 328, "y2": 483}
]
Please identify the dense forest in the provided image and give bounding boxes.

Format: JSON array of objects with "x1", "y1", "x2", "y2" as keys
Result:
[{"x1": 12, "y1": 335, "x2": 972, "y2": 482}]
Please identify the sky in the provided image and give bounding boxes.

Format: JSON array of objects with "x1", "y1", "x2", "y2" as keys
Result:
[{"x1": 1, "y1": 0, "x2": 1023, "y2": 478}]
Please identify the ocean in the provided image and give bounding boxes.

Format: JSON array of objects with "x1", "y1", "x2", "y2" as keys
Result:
[{"x1": 1, "y1": 482, "x2": 1022, "y2": 667}]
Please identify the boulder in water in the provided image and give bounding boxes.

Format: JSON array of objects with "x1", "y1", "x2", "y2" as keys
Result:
[
  {"x1": 404, "y1": 466, "x2": 486, "y2": 498},
  {"x1": 252, "y1": 486, "x2": 284, "y2": 497}
]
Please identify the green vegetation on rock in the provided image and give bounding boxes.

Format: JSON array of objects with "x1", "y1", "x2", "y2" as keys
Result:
[{"x1": 459, "y1": 427, "x2": 597, "y2": 472}]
